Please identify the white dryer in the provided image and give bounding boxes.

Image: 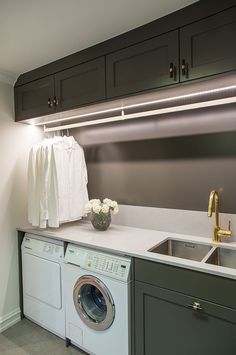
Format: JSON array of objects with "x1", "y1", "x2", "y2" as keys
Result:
[
  {"x1": 64, "y1": 244, "x2": 132, "y2": 355},
  {"x1": 21, "y1": 233, "x2": 65, "y2": 338}
]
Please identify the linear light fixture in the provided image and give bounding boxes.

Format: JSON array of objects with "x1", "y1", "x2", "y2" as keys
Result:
[
  {"x1": 35, "y1": 84, "x2": 236, "y2": 129},
  {"x1": 43, "y1": 95, "x2": 236, "y2": 133}
]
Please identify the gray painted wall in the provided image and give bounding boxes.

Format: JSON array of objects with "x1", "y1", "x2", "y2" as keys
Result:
[
  {"x1": 83, "y1": 132, "x2": 236, "y2": 214},
  {"x1": 72, "y1": 105, "x2": 236, "y2": 214}
]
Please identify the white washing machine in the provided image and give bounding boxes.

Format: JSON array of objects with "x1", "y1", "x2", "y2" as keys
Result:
[
  {"x1": 21, "y1": 233, "x2": 65, "y2": 338},
  {"x1": 64, "y1": 244, "x2": 132, "y2": 355}
]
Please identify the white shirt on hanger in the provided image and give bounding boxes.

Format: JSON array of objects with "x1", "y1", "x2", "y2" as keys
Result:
[
  {"x1": 28, "y1": 144, "x2": 39, "y2": 226},
  {"x1": 49, "y1": 136, "x2": 88, "y2": 226},
  {"x1": 28, "y1": 136, "x2": 89, "y2": 228}
]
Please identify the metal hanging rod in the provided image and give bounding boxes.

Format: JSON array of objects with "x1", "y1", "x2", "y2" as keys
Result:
[
  {"x1": 43, "y1": 96, "x2": 236, "y2": 133},
  {"x1": 35, "y1": 83, "x2": 236, "y2": 128}
]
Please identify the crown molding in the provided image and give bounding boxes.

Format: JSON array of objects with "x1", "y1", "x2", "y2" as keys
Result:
[{"x1": 0, "y1": 70, "x2": 17, "y2": 85}]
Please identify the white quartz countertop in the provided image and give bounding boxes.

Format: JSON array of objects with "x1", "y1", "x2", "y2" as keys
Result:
[{"x1": 17, "y1": 221, "x2": 236, "y2": 280}]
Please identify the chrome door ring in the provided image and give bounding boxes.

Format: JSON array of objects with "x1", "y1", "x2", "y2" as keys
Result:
[{"x1": 73, "y1": 275, "x2": 115, "y2": 331}]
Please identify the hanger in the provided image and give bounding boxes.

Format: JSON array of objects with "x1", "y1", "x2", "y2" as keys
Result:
[{"x1": 43, "y1": 125, "x2": 51, "y2": 139}]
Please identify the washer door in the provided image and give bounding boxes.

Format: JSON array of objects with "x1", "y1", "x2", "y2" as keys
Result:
[{"x1": 73, "y1": 275, "x2": 115, "y2": 331}]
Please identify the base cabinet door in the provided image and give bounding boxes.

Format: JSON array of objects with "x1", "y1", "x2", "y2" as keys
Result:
[
  {"x1": 15, "y1": 76, "x2": 55, "y2": 121},
  {"x1": 106, "y1": 30, "x2": 179, "y2": 98},
  {"x1": 180, "y1": 7, "x2": 236, "y2": 82},
  {"x1": 54, "y1": 57, "x2": 106, "y2": 111},
  {"x1": 135, "y1": 281, "x2": 236, "y2": 355}
]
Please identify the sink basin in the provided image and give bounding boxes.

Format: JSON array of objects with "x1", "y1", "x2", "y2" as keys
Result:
[
  {"x1": 206, "y1": 247, "x2": 236, "y2": 269},
  {"x1": 149, "y1": 239, "x2": 212, "y2": 262}
]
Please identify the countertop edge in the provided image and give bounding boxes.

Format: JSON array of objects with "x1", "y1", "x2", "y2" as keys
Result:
[{"x1": 17, "y1": 223, "x2": 236, "y2": 281}]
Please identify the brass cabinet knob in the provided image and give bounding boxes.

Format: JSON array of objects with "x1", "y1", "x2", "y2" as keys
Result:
[
  {"x1": 53, "y1": 97, "x2": 59, "y2": 106},
  {"x1": 181, "y1": 59, "x2": 189, "y2": 78},
  {"x1": 188, "y1": 302, "x2": 202, "y2": 311},
  {"x1": 48, "y1": 98, "x2": 53, "y2": 108},
  {"x1": 169, "y1": 63, "x2": 177, "y2": 80}
]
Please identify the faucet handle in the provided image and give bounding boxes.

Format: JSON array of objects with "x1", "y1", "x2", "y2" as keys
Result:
[{"x1": 217, "y1": 220, "x2": 232, "y2": 240}]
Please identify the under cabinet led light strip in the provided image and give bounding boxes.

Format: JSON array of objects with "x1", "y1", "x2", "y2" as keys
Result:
[
  {"x1": 43, "y1": 96, "x2": 236, "y2": 133},
  {"x1": 36, "y1": 84, "x2": 236, "y2": 128}
]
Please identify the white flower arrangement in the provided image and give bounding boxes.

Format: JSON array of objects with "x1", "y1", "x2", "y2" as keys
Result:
[{"x1": 86, "y1": 198, "x2": 119, "y2": 215}]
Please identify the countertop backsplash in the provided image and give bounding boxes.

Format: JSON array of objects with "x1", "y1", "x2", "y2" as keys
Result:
[{"x1": 112, "y1": 205, "x2": 236, "y2": 242}]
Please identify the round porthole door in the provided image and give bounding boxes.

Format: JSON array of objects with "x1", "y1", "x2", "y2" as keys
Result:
[{"x1": 73, "y1": 275, "x2": 115, "y2": 331}]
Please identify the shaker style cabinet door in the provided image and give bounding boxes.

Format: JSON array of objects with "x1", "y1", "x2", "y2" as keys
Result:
[
  {"x1": 180, "y1": 7, "x2": 236, "y2": 82},
  {"x1": 15, "y1": 76, "x2": 55, "y2": 121},
  {"x1": 106, "y1": 30, "x2": 179, "y2": 98},
  {"x1": 54, "y1": 57, "x2": 106, "y2": 111},
  {"x1": 135, "y1": 281, "x2": 236, "y2": 355}
]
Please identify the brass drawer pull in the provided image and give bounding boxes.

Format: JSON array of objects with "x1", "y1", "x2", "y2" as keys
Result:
[{"x1": 188, "y1": 302, "x2": 202, "y2": 311}]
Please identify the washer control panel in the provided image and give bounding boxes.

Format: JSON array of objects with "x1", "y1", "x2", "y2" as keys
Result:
[{"x1": 65, "y1": 244, "x2": 131, "y2": 281}]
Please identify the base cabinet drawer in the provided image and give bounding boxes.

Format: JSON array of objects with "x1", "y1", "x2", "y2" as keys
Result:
[
  {"x1": 135, "y1": 281, "x2": 236, "y2": 355},
  {"x1": 135, "y1": 258, "x2": 236, "y2": 309}
]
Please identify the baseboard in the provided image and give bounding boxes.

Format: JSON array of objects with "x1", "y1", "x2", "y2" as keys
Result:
[{"x1": 0, "y1": 308, "x2": 21, "y2": 333}]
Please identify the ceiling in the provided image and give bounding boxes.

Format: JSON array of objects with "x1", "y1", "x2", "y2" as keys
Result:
[{"x1": 0, "y1": 0, "x2": 198, "y2": 81}]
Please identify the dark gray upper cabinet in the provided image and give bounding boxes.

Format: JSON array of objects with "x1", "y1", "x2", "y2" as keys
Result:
[
  {"x1": 54, "y1": 57, "x2": 106, "y2": 111},
  {"x1": 15, "y1": 76, "x2": 55, "y2": 121},
  {"x1": 134, "y1": 258, "x2": 236, "y2": 355},
  {"x1": 180, "y1": 7, "x2": 236, "y2": 82},
  {"x1": 106, "y1": 30, "x2": 179, "y2": 98},
  {"x1": 15, "y1": 57, "x2": 106, "y2": 121},
  {"x1": 14, "y1": 3, "x2": 236, "y2": 121}
]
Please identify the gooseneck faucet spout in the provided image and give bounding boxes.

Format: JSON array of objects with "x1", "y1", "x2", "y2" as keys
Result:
[
  {"x1": 208, "y1": 190, "x2": 219, "y2": 229},
  {"x1": 207, "y1": 190, "x2": 232, "y2": 243}
]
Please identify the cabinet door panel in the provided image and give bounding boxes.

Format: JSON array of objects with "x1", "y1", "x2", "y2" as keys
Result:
[
  {"x1": 180, "y1": 7, "x2": 236, "y2": 82},
  {"x1": 55, "y1": 57, "x2": 106, "y2": 111},
  {"x1": 15, "y1": 76, "x2": 55, "y2": 121},
  {"x1": 135, "y1": 281, "x2": 236, "y2": 355},
  {"x1": 106, "y1": 30, "x2": 179, "y2": 98}
]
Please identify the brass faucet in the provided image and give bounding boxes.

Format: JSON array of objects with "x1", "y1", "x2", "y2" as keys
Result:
[{"x1": 208, "y1": 190, "x2": 231, "y2": 243}]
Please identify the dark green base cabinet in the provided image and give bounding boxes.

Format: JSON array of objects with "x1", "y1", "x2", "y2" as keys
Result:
[{"x1": 134, "y1": 259, "x2": 236, "y2": 355}]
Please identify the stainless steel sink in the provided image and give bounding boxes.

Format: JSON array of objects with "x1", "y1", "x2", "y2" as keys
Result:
[
  {"x1": 206, "y1": 247, "x2": 236, "y2": 269},
  {"x1": 149, "y1": 239, "x2": 212, "y2": 262}
]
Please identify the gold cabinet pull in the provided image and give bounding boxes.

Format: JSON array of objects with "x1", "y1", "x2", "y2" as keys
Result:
[
  {"x1": 53, "y1": 97, "x2": 59, "y2": 107},
  {"x1": 169, "y1": 63, "x2": 177, "y2": 80},
  {"x1": 48, "y1": 98, "x2": 53, "y2": 108},
  {"x1": 181, "y1": 59, "x2": 189, "y2": 78},
  {"x1": 188, "y1": 302, "x2": 202, "y2": 311}
]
